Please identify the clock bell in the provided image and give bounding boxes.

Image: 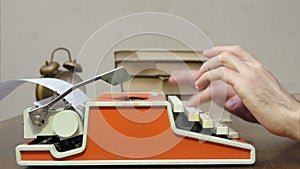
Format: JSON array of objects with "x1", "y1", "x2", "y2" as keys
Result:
[{"x1": 36, "y1": 47, "x2": 86, "y2": 100}]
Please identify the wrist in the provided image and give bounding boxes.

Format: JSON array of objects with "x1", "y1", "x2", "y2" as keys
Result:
[{"x1": 285, "y1": 102, "x2": 300, "y2": 141}]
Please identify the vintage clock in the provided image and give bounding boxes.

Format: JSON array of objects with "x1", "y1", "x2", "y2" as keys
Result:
[{"x1": 36, "y1": 47, "x2": 86, "y2": 100}]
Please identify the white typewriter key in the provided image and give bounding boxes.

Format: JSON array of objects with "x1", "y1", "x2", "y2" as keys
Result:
[
  {"x1": 184, "y1": 107, "x2": 200, "y2": 121},
  {"x1": 214, "y1": 121, "x2": 229, "y2": 135},
  {"x1": 52, "y1": 110, "x2": 79, "y2": 138},
  {"x1": 199, "y1": 113, "x2": 214, "y2": 128},
  {"x1": 168, "y1": 95, "x2": 184, "y2": 113},
  {"x1": 228, "y1": 127, "x2": 240, "y2": 138}
]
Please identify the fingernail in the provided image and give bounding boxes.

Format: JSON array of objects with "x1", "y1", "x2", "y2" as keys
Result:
[
  {"x1": 194, "y1": 85, "x2": 200, "y2": 92},
  {"x1": 194, "y1": 84, "x2": 199, "y2": 90},
  {"x1": 225, "y1": 99, "x2": 236, "y2": 109},
  {"x1": 194, "y1": 80, "x2": 201, "y2": 90},
  {"x1": 203, "y1": 48, "x2": 216, "y2": 56}
]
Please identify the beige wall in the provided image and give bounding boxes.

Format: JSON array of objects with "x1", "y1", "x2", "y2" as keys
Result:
[{"x1": 1, "y1": 0, "x2": 300, "y2": 120}]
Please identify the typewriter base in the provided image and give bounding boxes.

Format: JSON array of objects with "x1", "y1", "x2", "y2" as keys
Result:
[{"x1": 16, "y1": 93, "x2": 255, "y2": 166}]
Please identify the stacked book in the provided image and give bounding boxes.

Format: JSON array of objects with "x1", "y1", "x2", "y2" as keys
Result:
[{"x1": 114, "y1": 50, "x2": 206, "y2": 99}]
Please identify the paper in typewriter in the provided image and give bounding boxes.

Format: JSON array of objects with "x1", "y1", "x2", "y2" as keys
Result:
[{"x1": 0, "y1": 78, "x2": 91, "y2": 121}]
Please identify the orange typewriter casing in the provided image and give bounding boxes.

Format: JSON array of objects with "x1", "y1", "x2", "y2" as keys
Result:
[{"x1": 16, "y1": 92, "x2": 255, "y2": 166}]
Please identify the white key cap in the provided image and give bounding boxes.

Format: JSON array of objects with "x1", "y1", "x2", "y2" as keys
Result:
[
  {"x1": 228, "y1": 127, "x2": 240, "y2": 138},
  {"x1": 168, "y1": 95, "x2": 184, "y2": 113},
  {"x1": 199, "y1": 113, "x2": 214, "y2": 128},
  {"x1": 214, "y1": 121, "x2": 229, "y2": 135},
  {"x1": 184, "y1": 107, "x2": 200, "y2": 121}
]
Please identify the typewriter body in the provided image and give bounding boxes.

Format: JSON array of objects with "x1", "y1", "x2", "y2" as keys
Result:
[{"x1": 16, "y1": 91, "x2": 255, "y2": 166}]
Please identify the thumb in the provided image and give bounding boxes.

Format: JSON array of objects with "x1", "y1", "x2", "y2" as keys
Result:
[
  {"x1": 225, "y1": 95, "x2": 258, "y2": 123},
  {"x1": 225, "y1": 95, "x2": 241, "y2": 112}
]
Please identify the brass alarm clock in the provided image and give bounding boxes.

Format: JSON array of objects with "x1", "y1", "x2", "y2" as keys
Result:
[{"x1": 36, "y1": 47, "x2": 86, "y2": 100}]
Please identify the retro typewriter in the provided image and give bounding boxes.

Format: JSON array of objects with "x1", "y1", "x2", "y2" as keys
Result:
[{"x1": 15, "y1": 67, "x2": 255, "y2": 166}]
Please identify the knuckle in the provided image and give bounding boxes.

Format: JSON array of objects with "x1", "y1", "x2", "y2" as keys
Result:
[
  {"x1": 232, "y1": 45, "x2": 243, "y2": 52},
  {"x1": 201, "y1": 62, "x2": 210, "y2": 71},
  {"x1": 253, "y1": 62, "x2": 265, "y2": 71},
  {"x1": 243, "y1": 69, "x2": 259, "y2": 85},
  {"x1": 218, "y1": 52, "x2": 231, "y2": 63}
]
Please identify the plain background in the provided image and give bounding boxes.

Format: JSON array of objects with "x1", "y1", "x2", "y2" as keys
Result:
[{"x1": 1, "y1": 0, "x2": 300, "y2": 121}]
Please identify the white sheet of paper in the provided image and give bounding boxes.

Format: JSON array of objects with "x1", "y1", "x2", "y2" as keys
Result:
[{"x1": 0, "y1": 78, "x2": 91, "y2": 120}]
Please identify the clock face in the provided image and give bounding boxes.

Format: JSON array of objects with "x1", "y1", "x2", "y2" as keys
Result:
[{"x1": 35, "y1": 71, "x2": 86, "y2": 101}]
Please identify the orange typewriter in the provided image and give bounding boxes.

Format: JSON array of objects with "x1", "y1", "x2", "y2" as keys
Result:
[{"x1": 16, "y1": 67, "x2": 255, "y2": 166}]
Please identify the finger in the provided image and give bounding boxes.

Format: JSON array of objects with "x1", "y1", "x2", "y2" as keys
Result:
[
  {"x1": 195, "y1": 51, "x2": 249, "y2": 80},
  {"x1": 187, "y1": 81, "x2": 235, "y2": 107},
  {"x1": 168, "y1": 70, "x2": 197, "y2": 87},
  {"x1": 195, "y1": 67, "x2": 239, "y2": 91},
  {"x1": 204, "y1": 46, "x2": 257, "y2": 63},
  {"x1": 186, "y1": 87, "x2": 212, "y2": 106},
  {"x1": 225, "y1": 95, "x2": 258, "y2": 123}
]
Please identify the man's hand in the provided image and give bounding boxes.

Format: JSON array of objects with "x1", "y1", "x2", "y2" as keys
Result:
[
  {"x1": 169, "y1": 72, "x2": 257, "y2": 123},
  {"x1": 170, "y1": 46, "x2": 300, "y2": 140}
]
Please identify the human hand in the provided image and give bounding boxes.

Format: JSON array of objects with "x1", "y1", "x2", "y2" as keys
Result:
[
  {"x1": 169, "y1": 71, "x2": 258, "y2": 123},
  {"x1": 195, "y1": 46, "x2": 300, "y2": 140}
]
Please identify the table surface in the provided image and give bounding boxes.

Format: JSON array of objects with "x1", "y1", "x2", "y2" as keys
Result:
[{"x1": 0, "y1": 114, "x2": 299, "y2": 169}]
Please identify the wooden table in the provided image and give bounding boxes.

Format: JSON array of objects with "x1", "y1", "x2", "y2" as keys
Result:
[{"x1": 1, "y1": 115, "x2": 299, "y2": 169}]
